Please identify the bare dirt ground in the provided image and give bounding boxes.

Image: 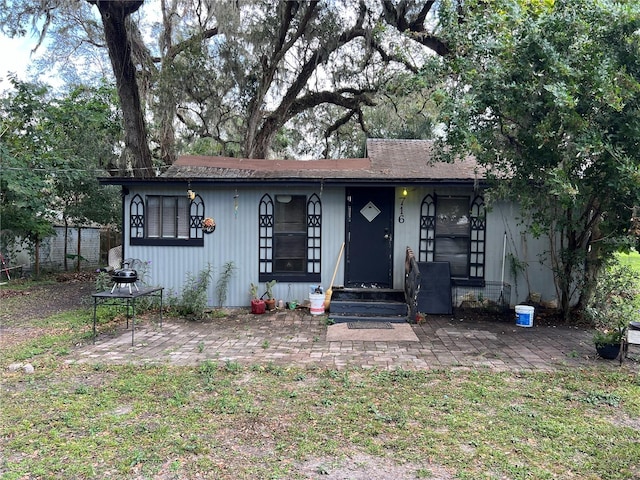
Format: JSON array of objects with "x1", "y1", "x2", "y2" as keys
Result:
[{"x1": 0, "y1": 272, "x2": 95, "y2": 347}]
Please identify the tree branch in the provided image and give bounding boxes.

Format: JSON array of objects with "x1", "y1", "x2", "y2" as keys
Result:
[
  {"x1": 288, "y1": 89, "x2": 376, "y2": 117},
  {"x1": 381, "y1": 0, "x2": 450, "y2": 56}
]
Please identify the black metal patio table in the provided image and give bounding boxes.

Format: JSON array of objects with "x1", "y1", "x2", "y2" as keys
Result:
[{"x1": 92, "y1": 286, "x2": 163, "y2": 346}]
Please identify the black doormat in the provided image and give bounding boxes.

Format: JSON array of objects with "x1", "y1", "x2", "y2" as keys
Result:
[{"x1": 347, "y1": 322, "x2": 394, "y2": 330}]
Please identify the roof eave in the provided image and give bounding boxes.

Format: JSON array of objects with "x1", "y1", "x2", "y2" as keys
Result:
[{"x1": 98, "y1": 177, "x2": 485, "y2": 188}]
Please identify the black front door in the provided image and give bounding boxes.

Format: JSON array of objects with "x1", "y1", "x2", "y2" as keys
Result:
[{"x1": 345, "y1": 187, "x2": 394, "y2": 288}]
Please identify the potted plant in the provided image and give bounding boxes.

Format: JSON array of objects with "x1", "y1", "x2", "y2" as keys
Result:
[
  {"x1": 588, "y1": 298, "x2": 631, "y2": 360},
  {"x1": 585, "y1": 263, "x2": 639, "y2": 360},
  {"x1": 263, "y1": 280, "x2": 277, "y2": 311},
  {"x1": 250, "y1": 283, "x2": 265, "y2": 314},
  {"x1": 593, "y1": 324, "x2": 625, "y2": 360}
]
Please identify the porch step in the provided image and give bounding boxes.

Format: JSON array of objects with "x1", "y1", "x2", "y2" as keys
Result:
[
  {"x1": 327, "y1": 288, "x2": 408, "y2": 324},
  {"x1": 328, "y1": 313, "x2": 408, "y2": 324}
]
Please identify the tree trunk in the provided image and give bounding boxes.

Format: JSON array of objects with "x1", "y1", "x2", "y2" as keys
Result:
[
  {"x1": 88, "y1": 0, "x2": 154, "y2": 178},
  {"x1": 576, "y1": 215, "x2": 604, "y2": 311},
  {"x1": 246, "y1": 116, "x2": 281, "y2": 159},
  {"x1": 561, "y1": 227, "x2": 578, "y2": 322},
  {"x1": 560, "y1": 263, "x2": 572, "y2": 322}
]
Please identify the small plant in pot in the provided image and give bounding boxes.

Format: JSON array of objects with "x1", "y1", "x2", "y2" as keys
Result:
[
  {"x1": 250, "y1": 283, "x2": 266, "y2": 314},
  {"x1": 585, "y1": 263, "x2": 638, "y2": 360},
  {"x1": 588, "y1": 299, "x2": 631, "y2": 360},
  {"x1": 262, "y1": 280, "x2": 277, "y2": 311},
  {"x1": 592, "y1": 324, "x2": 625, "y2": 359}
]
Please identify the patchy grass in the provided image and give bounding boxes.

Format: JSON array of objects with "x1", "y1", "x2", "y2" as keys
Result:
[
  {"x1": 0, "y1": 307, "x2": 119, "y2": 364},
  {"x1": 2, "y1": 358, "x2": 640, "y2": 478},
  {"x1": 2, "y1": 280, "x2": 640, "y2": 480}
]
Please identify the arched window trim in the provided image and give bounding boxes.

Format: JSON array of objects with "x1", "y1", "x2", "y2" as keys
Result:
[
  {"x1": 469, "y1": 194, "x2": 486, "y2": 280},
  {"x1": 190, "y1": 194, "x2": 205, "y2": 239},
  {"x1": 418, "y1": 192, "x2": 486, "y2": 281},
  {"x1": 418, "y1": 194, "x2": 436, "y2": 263},
  {"x1": 307, "y1": 194, "x2": 322, "y2": 275},
  {"x1": 130, "y1": 194, "x2": 144, "y2": 239},
  {"x1": 259, "y1": 194, "x2": 274, "y2": 275}
]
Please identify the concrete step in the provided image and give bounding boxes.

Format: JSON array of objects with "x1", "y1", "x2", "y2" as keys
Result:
[
  {"x1": 327, "y1": 288, "x2": 408, "y2": 324},
  {"x1": 330, "y1": 288, "x2": 405, "y2": 302},
  {"x1": 329, "y1": 299, "x2": 408, "y2": 316}
]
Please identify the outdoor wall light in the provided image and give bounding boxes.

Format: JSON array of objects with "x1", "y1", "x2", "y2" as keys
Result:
[
  {"x1": 276, "y1": 195, "x2": 292, "y2": 203},
  {"x1": 402, "y1": 187, "x2": 408, "y2": 197},
  {"x1": 187, "y1": 189, "x2": 196, "y2": 200}
]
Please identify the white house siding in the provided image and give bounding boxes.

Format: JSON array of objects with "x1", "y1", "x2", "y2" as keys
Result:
[
  {"x1": 488, "y1": 201, "x2": 559, "y2": 306},
  {"x1": 123, "y1": 185, "x2": 347, "y2": 308},
  {"x1": 124, "y1": 185, "x2": 557, "y2": 309},
  {"x1": 391, "y1": 188, "x2": 558, "y2": 307}
]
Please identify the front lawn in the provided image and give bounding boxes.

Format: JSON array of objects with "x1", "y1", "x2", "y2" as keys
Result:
[
  {"x1": 1, "y1": 277, "x2": 639, "y2": 479},
  {"x1": 2, "y1": 360, "x2": 640, "y2": 479},
  {"x1": 616, "y1": 250, "x2": 640, "y2": 310}
]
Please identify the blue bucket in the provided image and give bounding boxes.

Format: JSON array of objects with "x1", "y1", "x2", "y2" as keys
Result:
[{"x1": 515, "y1": 305, "x2": 534, "y2": 327}]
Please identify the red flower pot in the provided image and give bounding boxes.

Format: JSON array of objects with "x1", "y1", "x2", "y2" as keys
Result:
[{"x1": 251, "y1": 299, "x2": 266, "y2": 314}]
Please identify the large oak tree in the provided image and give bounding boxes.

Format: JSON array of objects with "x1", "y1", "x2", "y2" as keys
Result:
[
  {"x1": 86, "y1": 0, "x2": 154, "y2": 177},
  {"x1": 1, "y1": 0, "x2": 454, "y2": 172}
]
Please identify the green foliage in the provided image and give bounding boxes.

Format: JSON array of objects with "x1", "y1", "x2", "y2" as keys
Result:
[
  {"x1": 94, "y1": 272, "x2": 113, "y2": 293},
  {"x1": 0, "y1": 80, "x2": 56, "y2": 245},
  {"x1": 168, "y1": 265, "x2": 213, "y2": 319},
  {"x1": 3, "y1": 1, "x2": 451, "y2": 160},
  {"x1": 585, "y1": 261, "x2": 640, "y2": 345},
  {"x1": 215, "y1": 261, "x2": 235, "y2": 307},
  {"x1": 264, "y1": 279, "x2": 276, "y2": 300},
  {"x1": 249, "y1": 282, "x2": 259, "y2": 300},
  {"x1": 437, "y1": 0, "x2": 640, "y2": 316},
  {"x1": 0, "y1": 79, "x2": 121, "y2": 267}
]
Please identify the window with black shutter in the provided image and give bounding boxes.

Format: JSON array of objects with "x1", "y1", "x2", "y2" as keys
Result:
[{"x1": 130, "y1": 194, "x2": 204, "y2": 246}]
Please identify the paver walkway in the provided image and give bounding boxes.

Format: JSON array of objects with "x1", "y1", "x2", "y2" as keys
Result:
[{"x1": 68, "y1": 309, "x2": 639, "y2": 372}]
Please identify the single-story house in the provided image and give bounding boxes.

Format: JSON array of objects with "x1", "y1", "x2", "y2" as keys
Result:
[{"x1": 99, "y1": 139, "x2": 557, "y2": 312}]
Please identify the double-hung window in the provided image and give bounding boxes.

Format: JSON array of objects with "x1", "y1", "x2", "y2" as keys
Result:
[
  {"x1": 147, "y1": 196, "x2": 190, "y2": 239},
  {"x1": 130, "y1": 194, "x2": 204, "y2": 246},
  {"x1": 259, "y1": 193, "x2": 321, "y2": 282},
  {"x1": 435, "y1": 197, "x2": 471, "y2": 278},
  {"x1": 273, "y1": 195, "x2": 307, "y2": 272}
]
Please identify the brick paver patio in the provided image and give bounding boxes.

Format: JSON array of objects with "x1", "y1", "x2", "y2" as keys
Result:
[{"x1": 68, "y1": 309, "x2": 639, "y2": 372}]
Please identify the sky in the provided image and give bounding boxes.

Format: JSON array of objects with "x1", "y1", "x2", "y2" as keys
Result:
[{"x1": 0, "y1": 34, "x2": 39, "y2": 90}]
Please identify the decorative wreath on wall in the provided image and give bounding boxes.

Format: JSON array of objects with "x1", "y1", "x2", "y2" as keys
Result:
[{"x1": 202, "y1": 217, "x2": 216, "y2": 234}]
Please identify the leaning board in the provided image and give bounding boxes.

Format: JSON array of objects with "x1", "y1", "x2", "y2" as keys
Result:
[{"x1": 416, "y1": 261, "x2": 452, "y2": 315}]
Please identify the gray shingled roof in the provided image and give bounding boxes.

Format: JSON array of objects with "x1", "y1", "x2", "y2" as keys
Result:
[{"x1": 158, "y1": 139, "x2": 481, "y2": 185}]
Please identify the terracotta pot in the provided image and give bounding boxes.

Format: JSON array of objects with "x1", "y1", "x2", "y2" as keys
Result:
[{"x1": 265, "y1": 299, "x2": 276, "y2": 311}]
